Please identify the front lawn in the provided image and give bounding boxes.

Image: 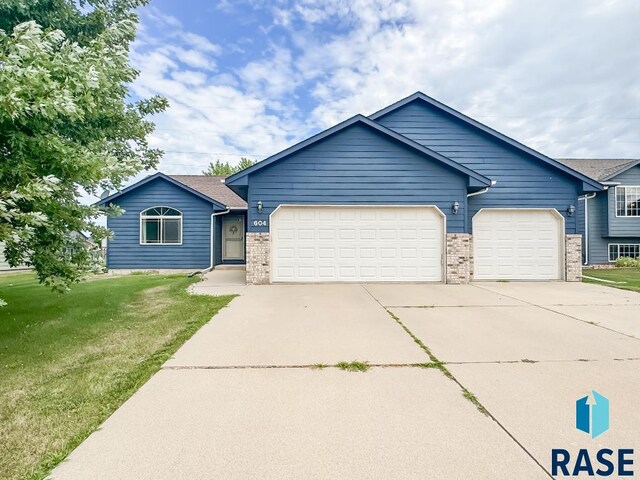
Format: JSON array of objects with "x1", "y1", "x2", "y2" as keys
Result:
[
  {"x1": 0, "y1": 272, "x2": 233, "y2": 480},
  {"x1": 582, "y1": 268, "x2": 640, "y2": 293}
]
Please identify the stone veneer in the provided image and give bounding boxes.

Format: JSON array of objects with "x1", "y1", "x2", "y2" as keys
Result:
[
  {"x1": 246, "y1": 232, "x2": 270, "y2": 284},
  {"x1": 446, "y1": 233, "x2": 473, "y2": 284},
  {"x1": 565, "y1": 234, "x2": 582, "y2": 282}
]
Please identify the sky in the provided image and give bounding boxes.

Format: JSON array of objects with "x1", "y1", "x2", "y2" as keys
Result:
[{"x1": 128, "y1": 0, "x2": 640, "y2": 179}]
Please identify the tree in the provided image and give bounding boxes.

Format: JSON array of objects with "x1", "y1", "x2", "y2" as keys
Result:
[
  {"x1": 203, "y1": 157, "x2": 257, "y2": 176},
  {"x1": 0, "y1": 0, "x2": 168, "y2": 304}
]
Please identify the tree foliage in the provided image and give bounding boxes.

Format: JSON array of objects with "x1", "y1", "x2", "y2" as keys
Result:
[
  {"x1": 203, "y1": 157, "x2": 257, "y2": 176},
  {"x1": 0, "y1": 0, "x2": 167, "y2": 301}
]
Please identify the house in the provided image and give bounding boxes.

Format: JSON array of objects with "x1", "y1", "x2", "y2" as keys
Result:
[
  {"x1": 98, "y1": 175, "x2": 247, "y2": 271},
  {"x1": 556, "y1": 158, "x2": 640, "y2": 265},
  {"x1": 0, "y1": 242, "x2": 29, "y2": 272},
  {"x1": 100, "y1": 92, "x2": 604, "y2": 283},
  {"x1": 1, "y1": 232, "x2": 103, "y2": 273}
]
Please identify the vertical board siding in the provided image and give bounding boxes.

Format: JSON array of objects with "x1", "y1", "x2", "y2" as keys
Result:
[
  {"x1": 246, "y1": 123, "x2": 468, "y2": 233},
  {"x1": 376, "y1": 102, "x2": 581, "y2": 233},
  {"x1": 607, "y1": 166, "x2": 640, "y2": 237},
  {"x1": 576, "y1": 197, "x2": 586, "y2": 263},
  {"x1": 106, "y1": 178, "x2": 213, "y2": 269}
]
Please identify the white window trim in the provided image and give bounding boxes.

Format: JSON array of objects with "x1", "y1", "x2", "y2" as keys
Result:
[
  {"x1": 608, "y1": 243, "x2": 640, "y2": 262},
  {"x1": 139, "y1": 206, "x2": 183, "y2": 246},
  {"x1": 614, "y1": 186, "x2": 640, "y2": 218}
]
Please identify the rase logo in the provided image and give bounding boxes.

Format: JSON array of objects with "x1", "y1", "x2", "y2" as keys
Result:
[
  {"x1": 551, "y1": 391, "x2": 635, "y2": 477},
  {"x1": 576, "y1": 390, "x2": 609, "y2": 439}
]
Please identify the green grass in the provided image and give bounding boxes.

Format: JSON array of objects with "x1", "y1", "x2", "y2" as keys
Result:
[
  {"x1": 0, "y1": 272, "x2": 233, "y2": 480},
  {"x1": 335, "y1": 360, "x2": 370, "y2": 372},
  {"x1": 583, "y1": 268, "x2": 640, "y2": 293}
]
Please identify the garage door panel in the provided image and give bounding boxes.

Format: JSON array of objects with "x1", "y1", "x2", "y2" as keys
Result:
[
  {"x1": 271, "y1": 206, "x2": 443, "y2": 283},
  {"x1": 473, "y1": 209, "x2": 562, "y2": 281}
]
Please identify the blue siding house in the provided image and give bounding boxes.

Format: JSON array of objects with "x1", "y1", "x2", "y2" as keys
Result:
[
  {"x1": 99, "y1": 174, "x2": 247, "y2": 270},
  {"x1": 102, "y1": 92, "x2": 605, "y2": 283},
  {"x1": 557, "y1": 159, "x2": 640, "y2": 265}
]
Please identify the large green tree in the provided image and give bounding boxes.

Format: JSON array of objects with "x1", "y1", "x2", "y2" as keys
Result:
[
  {"x1": 203, "y1": 157, "x2": 257, "y2": 176},
  {"x1": 0, "y1": 0, "x2": 167, "y2": 302}
]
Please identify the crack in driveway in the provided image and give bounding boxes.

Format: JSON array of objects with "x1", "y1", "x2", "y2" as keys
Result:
[
  {"x1": 360, "y1": 283, "x2": 555, "y2": 479},
  {"x1": 470, "y1": 283, "x2": 640, "y2": 341}
]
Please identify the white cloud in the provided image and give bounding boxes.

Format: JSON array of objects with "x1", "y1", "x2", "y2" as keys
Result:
[
  {"x1": 129, "y1": 11, "x2": 304, "y2": 177},
  {"x1": 129, "y1": 0, "x2": 639, "y2": 187},
  {"x1": 272, "y1": 0, "x2": 639, "y2": 157}
]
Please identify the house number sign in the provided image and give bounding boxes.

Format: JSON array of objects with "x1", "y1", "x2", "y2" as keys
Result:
[{"x1": 253, "y1": 220, "x2": 268, "y2": 227}]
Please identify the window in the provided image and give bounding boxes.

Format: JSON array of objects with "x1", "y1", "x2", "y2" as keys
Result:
[
  {"x1": 140, "y1": 207, "x2": 182, "y2": 245},
  {"x1": 615, "y1": 186, "x2": 640, "y2": 217},
  {"x1": 608, "y1": 244, "x2": 640, "y2": 262}
]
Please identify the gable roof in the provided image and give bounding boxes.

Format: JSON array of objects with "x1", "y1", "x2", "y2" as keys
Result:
[
  {"x1": 225, "y1": 114, "x2": 492, "y2": 188},
  {"x1": 169, "y1": 175, "x2": 246, "y2": 208},
  {"x1": 555, "y1": 158, "x2": 640, "y2": 182},
  {"x1": 369, "y1": 92, "x2": 604, "y2": 191},
  {"x1": 96, "y1": 172, "x2": 228, "y2": 210}
]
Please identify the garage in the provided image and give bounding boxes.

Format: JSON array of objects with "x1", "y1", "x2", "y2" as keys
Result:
[
  {"x1": 270, "y1": 205, "x2": 444, "y2": 283},
  {"x1": 473, "y1": 209, "x2": 564, "y2": 281}
]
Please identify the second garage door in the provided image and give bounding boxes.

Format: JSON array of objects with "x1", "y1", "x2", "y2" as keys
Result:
[
  {"x1": 270, "y1": 206, "x2": 444, "y2": 282},
  {"x1": 473, "y1": 209, "x2": 564, "y2": 280}
]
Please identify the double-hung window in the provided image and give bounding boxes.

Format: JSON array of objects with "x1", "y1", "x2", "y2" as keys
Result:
[
  {"x1": 615, "y1": 186, "x2": 640, "y2": 217},
  {"x1": 140, "y1": 207, "x2": 182, "y2": 244}
]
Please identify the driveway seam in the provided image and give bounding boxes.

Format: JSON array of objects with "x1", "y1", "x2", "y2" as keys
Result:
[
  {"x1": 360, "y1": 284, "x2": 554, "y2": 479},
  {"x1": 470, "y1": 283, "x2": 640, "y2": 342},
  {"x1": 443, "y1": 357, "x2": 640, "y2": 365},
  {"x1": 162, "y1": 363, "x2": 437, "y2": 370}
]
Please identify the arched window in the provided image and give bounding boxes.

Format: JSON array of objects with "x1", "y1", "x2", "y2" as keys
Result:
[{"x1": 140, "y1": 207, "x2": 182, "y2": 245}]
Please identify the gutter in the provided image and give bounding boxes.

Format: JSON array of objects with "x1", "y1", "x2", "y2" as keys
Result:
[
  {"x1": 466, "y1": 180, "x2": 497, "y2": 198},
  {"x1": 579, "y1": 193, "x2": 597, "y2": 265}
]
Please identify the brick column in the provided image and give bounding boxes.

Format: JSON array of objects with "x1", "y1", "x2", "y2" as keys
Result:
[
  {"x1": 246, "y1": 232, "x2": 270, "y2": 284},
  {"x1": 446, "y1": 233, "x2": 473, "y2": 284},
  {"x1": 565, "y1": 234, "x2": 582, "y2": 282}
]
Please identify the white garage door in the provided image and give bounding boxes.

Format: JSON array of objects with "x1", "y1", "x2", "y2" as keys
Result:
[
  {"x1": 473, "y1": 209, "x2": 563, "y2": 280},
  {"x1": 270, "y1": 206, "x2": 444, "y2": 282}
]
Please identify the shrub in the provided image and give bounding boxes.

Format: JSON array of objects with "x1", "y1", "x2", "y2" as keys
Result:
[{"x1": 615, "y1": 257, "x2": 640, "y2": 268}]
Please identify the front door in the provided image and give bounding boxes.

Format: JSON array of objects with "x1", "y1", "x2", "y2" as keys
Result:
[{"x1": 222, "y1": 216, "x2": 245, "y2": 261}]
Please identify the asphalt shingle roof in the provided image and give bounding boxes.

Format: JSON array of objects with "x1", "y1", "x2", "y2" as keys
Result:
[
  {"x1": 170, "y1": 175, "x2": 247, "y2": 209},
  {"x1": 555, "y1": 158, "x2": 639, "y2": 182}
]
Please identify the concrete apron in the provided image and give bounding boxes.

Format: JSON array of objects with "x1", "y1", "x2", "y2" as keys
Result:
[{"x1": 50, "y1": 281, "x2": 640, "y2": 479}]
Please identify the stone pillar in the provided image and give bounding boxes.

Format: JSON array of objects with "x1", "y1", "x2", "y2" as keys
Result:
[
  {"x1": 565, "y1": 234, "x2": 582, "y2": 282},
  {"x1": 446, "y1": 233, "x2": 473, "y2": 284},
  {"x1": 246, "y1": 232, "x2": 270, "y2": 284}
]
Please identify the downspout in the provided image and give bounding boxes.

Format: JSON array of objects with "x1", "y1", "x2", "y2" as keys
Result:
[
  {"x1": 580, "y1": 193, "x2": 597, "y2": 265},
  {"x1": 203, "y1": 209, "x2": 230, "y2": 273}
]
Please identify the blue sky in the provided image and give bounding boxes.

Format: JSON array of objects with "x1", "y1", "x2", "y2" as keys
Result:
[{"x1": 129, "y1": 0, "x2": 640, "y2": 177}]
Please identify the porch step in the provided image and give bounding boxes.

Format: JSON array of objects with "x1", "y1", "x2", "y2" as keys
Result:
[{"x1": 215, "y1": 265, "x2": 246, "y2": 271}]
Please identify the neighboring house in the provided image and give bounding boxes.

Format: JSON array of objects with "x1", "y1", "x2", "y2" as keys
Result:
[
  {"x1": 0, "y1": 242, "x2": 29, "y2": 272},
  {"x1": 556, "y1": 158, "x2": 640, "y2": 265},
  {"x1": 98, "y1": 175, "x2": 247, "y2": 270},
  {"x1": 1, "y1": 232, "x2": 99, "y2": 272},
  {"x1": 100, "y1": 92, "x2": 604, "y2": 283}
]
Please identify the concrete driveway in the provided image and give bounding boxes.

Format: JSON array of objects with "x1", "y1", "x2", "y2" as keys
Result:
[{"x1": 51, "y1": 277, "x2": 640, "y2": 480}]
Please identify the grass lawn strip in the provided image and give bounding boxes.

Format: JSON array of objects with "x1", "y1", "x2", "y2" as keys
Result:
[
  {"x1": 582, "y1": 268, "x2": 640, "y2": 293},
  {"x1": 0, "y1": 273, "x2": 233, "y2": 480}
]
